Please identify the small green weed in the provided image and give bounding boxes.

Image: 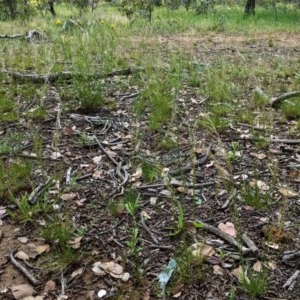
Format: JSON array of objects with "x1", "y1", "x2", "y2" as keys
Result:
[
  {"x1": 254, "y1": 136, "x2": 270, "y2": 149},
  {"x1": 26, "y1": 107, "x2": 47, "y2": 120},
  {"x1": 41, "y1": 215, "x2": 82, "y2": 268},
  {"x1": 0, "y1": 160, "x2": 32, "y2": 198},
  {"x1": 168, "y1": 202, "x2": 185, "y2": 236},
  {"x1": 174, "y1": 243, "x2": 204, "y2": 285},
  {"x1": 75, "y1": 80, "x2": 105, "y2": 110},
  {"x1": 108, "y1": 200, "x2": 125, "y2": 217},
  {"x1": 159, "y1": 137, "x2": 178, "y2": 150},
  {"x1": 227, "y1": 286, "x2": 237, "y2": 300},
  {"x1": 240, "y1": 269, "x2": 268, "y2": 299},
  {"x1": 280, "y1": 98, "x2": 300, "y2": 120},
  {"x1": 0, "y1": 93, "x2": 18, "y2": 122},
  {"x1": 253, "y1": 88, "x2": 270, "y2": 107},
  {"x1": 204, "y1": 63, "x2": 234, "y2": 102},
  {"x1": 138, "y1": 71, "x2": 179, "y2": 131},
  {"x1": 198, "y1": 114, "x2": 229, "y2": 135},
  {"x1": 0, "y1": 138, "x2": 13, "y2": 155},
  {"x1": 124, "y1": 189, "x2": 140, "y2": 221},
  {"x1": 126, "y1": 227, "x2": 141, "y2": 256},
  {"x1": 141, "y1": 161, "x2": 160, "y2": 182},
  {"x1": 41, "y1": 217, "x2": 76, "y2": 249},
  {"x1": 242, "y1": 183, "x2": 273, "y2": 210},
  {"x1": 9, "y1": 193, "x2": 51, "y2": 224},
  {"x1": 227, "y1": 141, "x2": 241, "y2": 162}
]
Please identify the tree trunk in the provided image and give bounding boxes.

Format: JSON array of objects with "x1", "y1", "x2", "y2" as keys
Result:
[
  {"x1": 49, "y1": 0, "x2": 55, "y2": 16},
  {"x1": 244, "y1": 0, "x2": 255, "y2": 15}
]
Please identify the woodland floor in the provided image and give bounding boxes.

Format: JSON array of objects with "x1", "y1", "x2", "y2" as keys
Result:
[{"x1": 0, "y1": 32, "x2": 300, "y2": 300}]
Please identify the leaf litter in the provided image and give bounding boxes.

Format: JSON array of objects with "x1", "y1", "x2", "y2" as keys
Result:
[{"x1": 0, "y1": 31, "x2": 300, "y2": 300}]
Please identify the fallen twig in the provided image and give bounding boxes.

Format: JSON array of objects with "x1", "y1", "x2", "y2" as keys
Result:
[
  {"x1": 4, "y1": 67, "x2": 140, "y2": 84},
  {"x1": 241, "y1": 233, "x2": 258, "y2": 253},
  {"x1": 66, "y1": 167, "x2": 72, "y2": 184},
  {"x1": 137, "y1": 181, "x2": 215, "y2": 190},
  {"x1": 282, "y1": 251, "x2": 300, "y2": 263},
  {"x1": 195, "y1": 220, "x2": 251, "y2": 254},
  {"x1": 28, "y1": 178, "x2": 52, "y2": 204},
  {"x1": 119, "y1": 92, "x2": 140, "y2": 101},
  {"x1": 220, "y1": 188, "x2": 237, "y2": 209},
  {"x1": 229, "y1": 136, "x2": 300, "y2": 145},
  {"x1": 9, "y1": 250, "x2": 39, "y2": 286},
  {"x1": 270, "y1": 138, "x2": 300, "y2": 145},
  {"x1": 283, "y1": 270, "x2": 299, "y2": 289},
  {"x1": 271, "y1": 91, "x2": 300, "y2": 108},
  {"x1": 140, "y1": 213, "x2": 159, "y2": 245},
  {"x1": 0, "y1": 34, "x2": 23, "y2": 39},
  {"x1": 93, "y1": 135, "x2": 129, "y2": 196},
  {"x1": 56, "y1": 102, "x2": 62, "y2": 129},
  {"x1": 169, "y1": 154, "x2": 208, "y2": 176},
  {"x1": 59, "y1": 272, "x2": 67, "y2": 299}
]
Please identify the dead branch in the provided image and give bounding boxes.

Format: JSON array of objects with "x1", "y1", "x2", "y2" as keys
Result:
[
  {"x1": 220, "y1": 188, "x2": 236, "y2": 209},
  {"x1": 195, "y1": 220, "x2": 251, "y2": 254},
  {"x1": 270, "y1": 138, "x2": 300, "y2": 144},
  {"x1": 140, "y1": 213, "x2": 159, "y2": 245},
  {"x1": 66, "y1": 167, "x2": 72, "y2": 184},
  {"x1": 169, "y1": 155, "x2": 208, "y2": 176},
  {"x1": 271, "y1": 91, "x2": 300, "y2": 108},
  {"x1": 28, "y1": 178, "x2": 52, "y2": 204},
  {"x1": 4, "y1": 67, "x2": 140, "y2": 84},
  {"x1": 67, "y1": 19, "x2": 87, "y2": 34},
  {"x1": 241, "y1": 233, "x2": 258, "y2": 253},
  {"x1": 169, "y1": 145, "x2": 211, "y2": 176},
  {"x1": 283, "y1": 270, "x2": 300, "y2": 289},
  {"x1": 9, "y1": 250, "x2": 39, "y2": 286},
  {"x1": 119, "y1": 92, "x2": 140, "y2": 101},
  {"x1": 56, "y1": 103, "x2": 62, "y2": 129},
  {"x1": 0, "y1": 34, "x2": 23, "y2": 39},
  {"x1": 137, "y1": 181, "x2": 215, "y2": 190},
  {"x1": 282, "y1": 251, "x2": 300, "y2": 263},
  {"x1": 93, "y1": 135, "x2": 129, "y2": 196}
]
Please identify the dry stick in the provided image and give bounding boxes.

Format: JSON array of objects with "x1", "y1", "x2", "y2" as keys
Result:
[
  {"x1": 0, "y1": 34, "x2": 23, "y2": 39},
  {"x1": 75, "y1": 173, "x2": 93, "y2": 182},
  {"x1": 28, "y1": 178, "x2": 52, "y2": 204},
  {"x1": 198, "y1": 96, "x2": 210, "y2": 105},
  {"x1": 283, "y1": 270, "x2": 300, "y2": 289},
  {"x1": 140, "y1": 213, "x2": 159, "y2": 245},
  {"x1": 271, "y1": 91, "x2": 300, "y2": 108},
  {"x1": 93, "y1": 135, "x2": 129, "y2": 196},
  {"x1": 56, "y1": 102, "x2": 62, "y2": 129},
  {"x1": 5, "y1": 67, "x2": 139, "y2": 84},
  {"x1": 9, "y1": 251, "x2": 39, "y2": 286},
  {"x1": 148, "y1": 244, "x2": 173, "y2": 249},
  {"x1": 195, "y1": 220, "x2": 251, "y2": 255},
  {"x1": 288, "y1": 280, "x2": 297, "y2": 292},
  {"x1": 270, "y1": 138, "x2": 300, "y2": 144},
  {"x1": 60, "y1": 273, "x2": 67, "y2": 299},
  {"x1": 119, "y1": 92, "x2": 140, "y2": 101},
  {"x1": 220, "y1": 188, "x2": 237, "y2": 209},
  {"x1": 241, "y1": 233, "x2": 258, "y2": 253},
  {"x1": 169, "y1": 153, "x2": 209, "y2": 176},
  {"x1": 282, "y1": 251, "x2": 300, "y2": 262},
  {"x1": 66, "y1": 167, "x2": 72, "y2": 184},
  {"x1": 137, "y1": 181, "x2": 214, "y2": 190},
  {"x1": 69, "y1": 19, "x2": 87, "y2": 33},
  {"x1": 228, "y1": 136, "x2": 300, "y2": 145}
]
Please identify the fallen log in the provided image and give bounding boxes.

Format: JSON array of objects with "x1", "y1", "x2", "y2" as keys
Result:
[{"x1": 3, "y1": 67, "x2": 140, "y2": 84}]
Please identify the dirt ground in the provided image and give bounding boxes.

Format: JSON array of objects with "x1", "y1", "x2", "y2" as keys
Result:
[{"x1": 1, "y1": 32, "x2": 300, "y2": 299}]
